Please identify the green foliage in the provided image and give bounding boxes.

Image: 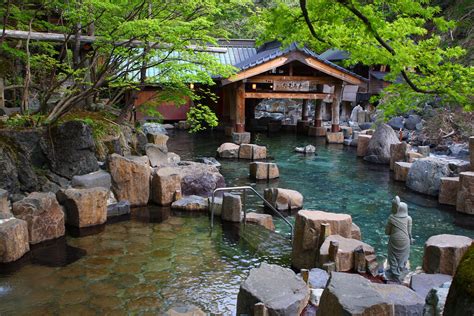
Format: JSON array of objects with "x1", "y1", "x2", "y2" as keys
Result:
[
  {"x1": 2, "y1": 113, "x2": 46, "y2": 129},
  {"x1": 257, "y1": 0, "x2": 474, "y2": 115},
  {"x1": 186, "y1": 104, "x2": 219, "y2": 133}
]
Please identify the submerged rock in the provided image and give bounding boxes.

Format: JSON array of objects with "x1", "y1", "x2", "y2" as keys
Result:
[
  {"x1": 195, "y1": 157, "x2": 221, "y2": 168},
  {"x1": 171, "y1": 195, "x2": 208, "y2": 212},
  {"x1": 295, "y1": 145, "x2": 316, "y2": 154},
  {"x1": 237, "y1": 263, "x2": 310, "y2": 316},
  {"x1": 245, "y1": 213, "x2": 275, "y2": 231},
  {"x1": 264, "y1": 188, "x2": 303, "y2": 212}
]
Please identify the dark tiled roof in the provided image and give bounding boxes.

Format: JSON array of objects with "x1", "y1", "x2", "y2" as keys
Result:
[
  {"x1": 233, "y1": 42, "x2": 367, "y2": 82},
  {"x1": 371, "y1": 71, "x2": 403, "y2": 83},
  {"x1": 320, "y1": 48, "x2": 350, "y2": 61}
]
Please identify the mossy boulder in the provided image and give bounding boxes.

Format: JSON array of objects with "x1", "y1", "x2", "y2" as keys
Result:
[{"x1": 444, "y1": 244, "x2": 474, "y2": 316}]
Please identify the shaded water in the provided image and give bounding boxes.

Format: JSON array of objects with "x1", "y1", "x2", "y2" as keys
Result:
[{"x1": 0, "y1": 130, "x2": 472, "y2": 315}]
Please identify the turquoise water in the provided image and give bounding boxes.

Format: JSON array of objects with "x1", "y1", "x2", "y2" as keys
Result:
[
  {"x1": 169, "y1": 130, "x2": 474, "y2": 266},
  {"x1": 0, "y1": 130, "x2": 472, "y2": 315}
]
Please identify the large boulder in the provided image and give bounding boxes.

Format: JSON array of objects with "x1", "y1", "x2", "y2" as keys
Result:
[
  {"x1": 236, "y1": 263, "x2": 310, "y2": 316},
  {"x1": 371, "y1": 283, "x2": 424, "y2": 316},
  {"x1": 264, "y1": 188, "x2": 303, "y2": 212},
  {"x1": 364, "y1": 124, "x2": 400, "y2": 164},
  {"x1": 57, "y1": 187, "x2": 108, "y2": 228},
  {"x1": 71, "y1": 170, "x2": 111, "y2": 190},
  {"x1": 422, "y1": 234, "x2": 472, "y2": 275},
  {"x1": 319, "y1": 235, "x2": 375, "y2": 272},
  {"x1": 172, "y1": 162, "x2": 225, "y2": 197},
  {"x1": 217, "y1": 143, "x2": 240, "y2": 158},
  {"x1": 456, "y1": 171, "x2": 474, "y2": 214},
  {"x1": 404, "y1": 115, "x2": 422, "y2": 131},
  {"x1": 318, "y1": 272, "x2": 391, "y2": 315},
  {"x1": 406, "y1": 158, "x2": 451, "y2": 196},
  {"x1": 0, "y1": 129, "x2": 47, "y2": 193},
  {"x1": 107, "y1": 154, "x2": 151, "y2": 207},
  {"x1": 145, "y1": 144, "x2": 180, "y2": 168},
  {"x1": 292, "y1": 210, "x2": 352, "y2": 269},
  {"x1": 0, "y1": 218, "x2": 30, "y2": 263},
  {"x1": 12, "y1": 192, "x2": 65, "y2": 244},
  {"x1": 444, "y1": 245, "x2": 474, "y2": 316},
  {"x1": 42, "y1": 121, "x2": 99, "y2": 179},
  {"x1": 151, "y1": 168, "x2": 181, "y2": 206}
]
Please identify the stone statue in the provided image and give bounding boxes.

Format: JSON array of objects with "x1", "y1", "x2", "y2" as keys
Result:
[
  {"x1": 349, "y1": 104, "x2": 363, "y2": 123},
  {"x1": 385, "y1": 196, "x2": 413, "y2": 281}
]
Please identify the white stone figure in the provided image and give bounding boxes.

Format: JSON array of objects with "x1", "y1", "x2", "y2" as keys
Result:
[
  {"x1": 385, "y1": 196, "x2": 413, "y2": 281},
  {"x1": 349, "y1": 104, "x2": 363, "y2": 123}
]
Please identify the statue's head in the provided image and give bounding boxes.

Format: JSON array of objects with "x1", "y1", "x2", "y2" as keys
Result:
[
  {"x1": 397, "y1": 202, "x2": 409, "y2": 218},
  {"x1": 391, "y1": 196, "x2": 400, "y2": 214}
]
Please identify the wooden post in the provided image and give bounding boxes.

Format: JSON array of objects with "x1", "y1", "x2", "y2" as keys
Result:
[
  {"x1": 235, "y1": 81, "x2": 246, "y2": 133},
  {"x1": 254, "y1": 302, "x2": 269, "y2": 316},
  {"x1": 353, "y1": 245, "x2": 366, "y2": 274},
  {"x1": 302, "y1": 100, "x2": 308, "y2": 121},
  {"x1": 328, "y1": 240, "x2": 339, "y2": 271},
  {"x1": 314, "y1": 100, "x2": 322, "y2": 127},
  {"x1": 331, "y1": 84, "x2": 342, "y2": 132},
  {"x1": 301, "y1": 269, "x2": 309, "y2": 284}
]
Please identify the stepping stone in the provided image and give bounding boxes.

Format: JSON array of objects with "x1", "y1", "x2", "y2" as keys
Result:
[
  {"x1": 394, "y1": 162, "x2": 412, "y2": 182},
  {"x1": 390, "y1": 142, "x2": 410, "y2": 170},
  {"x1": 292, "y1": 210, "x2": 352, "y2": 270},
  {"x1": 171, "y1": 195, "x2": 208, "y2": 212},
  {"x1": 237, "y1": 263, "x2": 310, "y2": 316},
  {"x1": 249, "y1": 162, "x2": 279, "y2": 180},
  {"x1": 357, "y1": 134, "x2": 372, "y2": 157},
  {"x1": 319, "y1": 235, "x2": 375, "y2": 272},
  {"x1": 232, "y1": 132, "x2": 251, "y2": 145},
  {"x1": 151, "y1": 169, "x2": 181, "y2": 206},
  {"x1": 351, "y1": 223, "x2": 361, "y2": 240},
  {"x1": 439, "y1": 177, "x2": 459, "y2": 206},
  {"x1": 264, "y1": 188, "x2": 303, "y2": 212},
  {"x1": 326, "y1": 132, "x2": 344, "y2": 144},
  {"x1": 422, "y1": 234, "x2": 472, "y2": 275},
  {"x1": 239, "y1": 144, "x2": 267, "y2": 160},
  {"x1": 456, "y1": 171, "x2": 474, "y2": 214},
  {"x1": 217, "y1": 142, "x2": 239, "y2": 158},
  {"x1": 245, "y1": 213, "x2": 275, "y2": 231}
]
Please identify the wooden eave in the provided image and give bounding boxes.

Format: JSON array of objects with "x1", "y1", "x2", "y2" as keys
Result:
[{"x1": 222, "y1": 51, "x2": 366, "y2": 87}]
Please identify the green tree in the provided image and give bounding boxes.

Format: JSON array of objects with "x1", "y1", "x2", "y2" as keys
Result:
[
  {"x1": 257, "y1": 0, "x2": 473, "y2": 116},
  {"x1": 0, "y1": 0, "x2": 236, "y2": 124}
]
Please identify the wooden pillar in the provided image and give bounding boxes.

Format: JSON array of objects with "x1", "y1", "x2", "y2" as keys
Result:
[
  {"x1": 301, "y1": 100, "x2": 308, "y2": 121},
  {"x1": 235, "y1": 81, "x2": 245, "y2": 133},
  {"x1": 314, "y1": 100, "x2": 322, "y2": 127},
  {"x1": 331, "y1": 84, "x2": 342, "y2": 132}
]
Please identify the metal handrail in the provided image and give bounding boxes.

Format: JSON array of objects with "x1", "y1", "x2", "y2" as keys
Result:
[{"x1": 210, "y1": 186, "x2": 294, "y2": 239}]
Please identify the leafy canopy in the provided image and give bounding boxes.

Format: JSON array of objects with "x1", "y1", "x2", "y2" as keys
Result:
[{"x1": 257, "y1": 0, "x2": 473, "y2": 116}]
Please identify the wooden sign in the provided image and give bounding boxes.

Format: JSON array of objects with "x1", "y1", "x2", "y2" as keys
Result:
[{"x1": 273, "y1": 80, "x2": 310, "y2": 92}]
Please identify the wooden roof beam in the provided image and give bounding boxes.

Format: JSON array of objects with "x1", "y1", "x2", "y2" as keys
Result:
[
  {"x1": 245, "y1": 75, "x2": 340, "y2": 85},
  {"x1": 244, "y1": 92, "x2": 332, "y2": 100}
]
